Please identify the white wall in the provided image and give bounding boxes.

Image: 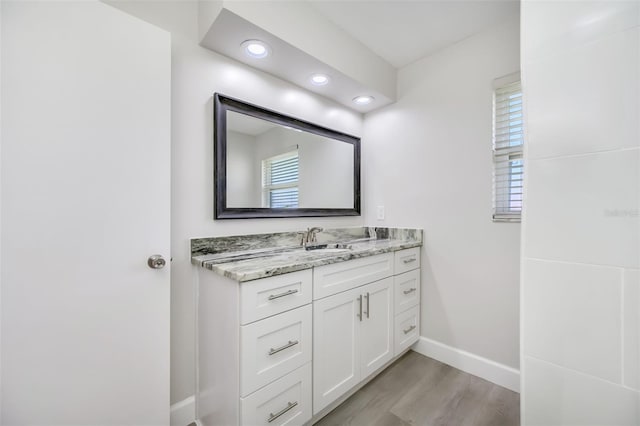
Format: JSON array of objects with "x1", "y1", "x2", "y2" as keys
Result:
[
  {"x1": 226, "y1": 130, "x2": 258, "y2": 207},
  {"x1": 521, "y1": 1, "x2": 639, "y2": 424},
  {"x1": 103, "y1": 0, "x2": 364, "y2": 409},
  {"x1": 294, "y1": 131, "x2": 353, "y2": 209},
  {"x1": 362, "y1": 17, "x2": 521, "y2": 372}
]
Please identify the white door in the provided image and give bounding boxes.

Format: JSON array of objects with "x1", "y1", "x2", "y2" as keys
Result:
[
  {"x1": 360, "y1": 278, "x2": 394, "y2": 378},
  {"x1": 1, "y1": 1, "x2": 171, "y2": 424},
  {"x1": 312, "y1": 287, "x2": 361, "y2": 414}
]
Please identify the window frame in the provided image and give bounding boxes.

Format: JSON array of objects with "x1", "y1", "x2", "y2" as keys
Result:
[
  {"x1": 492, "y1": 73, "x2": 523, "y2": 223},
  {"x1": 261, "y1": 150, "x2": 299, "y2": 208}
]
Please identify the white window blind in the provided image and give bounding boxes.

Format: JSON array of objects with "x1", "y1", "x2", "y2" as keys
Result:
[
  {"x1": 493, "y1": 77, "x2": 523, "y2": 222},
  {"x1": 262, "y1": 150, "x2": 299, "y2": 208}
]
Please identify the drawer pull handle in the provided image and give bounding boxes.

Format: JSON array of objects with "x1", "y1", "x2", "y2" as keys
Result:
[
  {"x1": 403, "y1": 325, "x2": 416, "y2": 334},
  {"x1": 268, "y1": 340, "x2": 299, "y2": 356},
  {"x1": 403, "y1": 257, "x2": 417, "y2": 264},
  {"x1": 268, "y1": 401, "x2": 298, "y2": 423},
  {"x1": 403, "y1": 288, "x2": 417, "y2": 295},
  {"x1": 365, "y1": 292, "x2": 370, "y2": 319},
  {"x1": 268, "y1": 289, "x2": 299, "y2": 301},
  {"x1": 357, "y1": 295, "x2": 363, "y2": 321}
]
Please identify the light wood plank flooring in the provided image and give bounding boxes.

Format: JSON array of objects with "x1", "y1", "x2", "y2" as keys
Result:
[{"x1": 315, "y1": 351, "x2": 520, "y2": 426}]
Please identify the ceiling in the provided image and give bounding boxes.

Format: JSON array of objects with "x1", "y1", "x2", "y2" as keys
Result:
[
  {"x1": 201, "y1": 7, "x2": 396, "y2": 113},
  {"x1": 199, "y1": 0, "x2": 520, "y2": 113},
  {"x1": 308, "y1": 0, "x2": 520, "y2": 68}
]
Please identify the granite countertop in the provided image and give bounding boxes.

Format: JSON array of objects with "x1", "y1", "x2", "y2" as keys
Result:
[{"x1": 191, "y1": 227, "x2": 423, "y2": 282}]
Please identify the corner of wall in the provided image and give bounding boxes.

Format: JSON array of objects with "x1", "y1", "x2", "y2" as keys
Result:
[
  {"x1": 412, "y1": 337, "x2": 520, "y2": 393},
  {"x1": 197, "y1": 0, "x2": 223, "y2": 44}
]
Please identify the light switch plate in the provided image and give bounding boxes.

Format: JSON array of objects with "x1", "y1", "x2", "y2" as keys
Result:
[{"x1": 377, "y1": 205, "x2": 385, "y2": 220}]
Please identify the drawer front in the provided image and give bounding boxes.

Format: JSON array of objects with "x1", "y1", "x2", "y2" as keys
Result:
[
  {"x1": 240, "y1": 270, "x2": 312, "y2": 325},
  {"x1": 241, "y1": 363, "x2": 312, "y2": 426},
  {"x1": 394, "y1": 269, "x2": 420, "y2": 314},
  {"x1": 394, "y1": 305, "x2": 420, "y2": 356},
  {"x1": 240, "y1": 305, "x2": 312, "y2": 397},
  {"x1": 313, "y1": 253, "x2": 394, "y2": 300},
  {"x1": 394, "y1": 247, "x2": 421, "y2": 275}
]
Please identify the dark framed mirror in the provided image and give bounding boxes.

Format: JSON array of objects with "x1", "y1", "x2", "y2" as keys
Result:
[{"x1": 214, "y1": 93, "x2": 361, "y2": 219}]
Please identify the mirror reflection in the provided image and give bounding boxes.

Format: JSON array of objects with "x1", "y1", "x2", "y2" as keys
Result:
[
  {"x1": 214, "y1": 93, "x2": 360, "y2": 219},
  {"x1": 226, "y1": 111, "x2": 355, "y2": 209}
]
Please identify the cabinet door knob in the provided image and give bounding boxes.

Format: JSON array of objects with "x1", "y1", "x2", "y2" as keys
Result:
[{"x1": 147, "y1": 254, "x2": 166, "y2": 269}]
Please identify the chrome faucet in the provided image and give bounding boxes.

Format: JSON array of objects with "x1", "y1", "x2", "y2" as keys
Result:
[
  {"x1": 299, "y1": 227, "x2": 323, "y2": 246},
  {"x1": 307, "y1": 227, "x2": 323, "y2": 244}
]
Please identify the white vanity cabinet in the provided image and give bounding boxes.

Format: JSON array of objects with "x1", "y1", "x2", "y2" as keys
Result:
[
  {"x1": 393, "y1": 248, "x2": 421, "y2": 356},
  {"x1": 312, "y1": 285, "x2": 362, "y2": 413},
  {"x1": 198, "y1": 269, "x2": 313, "y2": 426},
  {"x1": 360, "y1": 277, "x2": 394, "y2": 377},
  {"x1": 311, "y1": 249, "x2": 423, "y2": 416},
  {"x1": 197, "y1": 246, "x2": 421, "y2": 426},
  {"x1": 312, "y1": 252, "x2": 394, "y2": 299},
  {"x1": 312, "y1": 276, "x2": 394, "y2": 414}
]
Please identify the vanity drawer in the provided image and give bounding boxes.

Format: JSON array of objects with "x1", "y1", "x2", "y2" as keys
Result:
[
  {"x1": 240, "y1": 363, "x2": 312, "y2": 426},
  {"x1": 394, "y1": 269, "x2": 420, "y2": 314},
  {"x1": 240, "y1": 269, "x2": 312, "y2": 325},
  {"x1": 394, "y1": 305, "x2": 420, "y2": 356},
  {"x1": 240, "y1": 305, "x2": 312, "y2": 397},
  {"x1": 394, "y1": 247, "x2": 421, "y2": 275},
  {"x1": 313, "y1": 252, "x2": 394, "y2": 300}
]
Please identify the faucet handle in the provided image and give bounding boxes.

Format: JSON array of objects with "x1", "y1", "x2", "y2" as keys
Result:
[
  {"x1": 297, "y1": 231, "x2": 307, "y2": 246},
  {"x1": 309, "y1": 227, "x2": 323, "y2": 243}
]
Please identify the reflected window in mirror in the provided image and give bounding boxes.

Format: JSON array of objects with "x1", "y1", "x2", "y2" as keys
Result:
[{"x1": 262, "y1": 149, "x2": 299, "y2": 208}]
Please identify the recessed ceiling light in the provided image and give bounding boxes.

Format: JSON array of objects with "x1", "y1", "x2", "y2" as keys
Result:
[
  {"x1": 310, "y1": 74, "x2": 330, "y2": 86},
  {"x1": 353, "y1": 95, "x2": 374, "y2": 105},
  {"x1": 241, "y1": 40, "x2": 270, "y2": 59}
]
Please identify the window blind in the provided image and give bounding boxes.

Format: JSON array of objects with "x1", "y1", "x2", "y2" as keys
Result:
[
  {"x1": 262, "y1": 151, "x2": 299, "y2": 208},
  {"x1": 493, "y1": 79, "x2": 523, "y2": 222}
]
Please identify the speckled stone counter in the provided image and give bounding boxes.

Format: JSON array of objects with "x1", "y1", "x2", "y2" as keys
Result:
[{"x1": 191, "y1": 227, "x2": 422, "y2": 282}]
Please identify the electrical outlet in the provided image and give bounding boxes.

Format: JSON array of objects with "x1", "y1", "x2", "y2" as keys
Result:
[{"x1": 377, "y1": 205, "x2": 385, "y2": 220}]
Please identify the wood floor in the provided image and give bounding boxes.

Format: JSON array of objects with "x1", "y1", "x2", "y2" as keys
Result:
[{"x1": 315, "y1": 351, "x2": 520, "y2": 426}]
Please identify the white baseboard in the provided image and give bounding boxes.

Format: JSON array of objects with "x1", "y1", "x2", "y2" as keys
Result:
[
  {"x1": 170, "y1": 396, "x2": 195, "y2": 426},
  {"x1": 411, "y1": 336, "x2": 520, "y2": 393}
]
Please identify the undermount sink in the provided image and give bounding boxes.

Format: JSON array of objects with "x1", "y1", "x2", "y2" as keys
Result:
[
  {"x1": 304, "y1": 243, "x2": 353, "y2": 251},
  {"x1": 311, "y1": 248, "x2": 352, "y2": 254}
]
